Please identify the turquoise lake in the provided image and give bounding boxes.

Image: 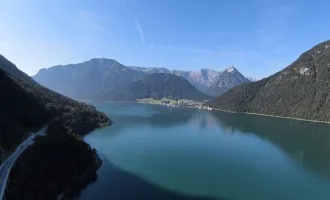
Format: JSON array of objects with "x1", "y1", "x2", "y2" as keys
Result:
[{"x1": 77, "y1": 101, "x2": 330, "y2": 200}]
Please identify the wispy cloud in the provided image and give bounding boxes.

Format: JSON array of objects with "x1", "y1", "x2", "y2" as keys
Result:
[
  {"x1": 134, "y1": 18, "x2": 146, "y2": 45},
  {"x1": 75, "y1": 10, "x2": 114, "y2": 36}
]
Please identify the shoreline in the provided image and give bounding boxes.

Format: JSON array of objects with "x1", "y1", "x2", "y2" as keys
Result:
[
  {"x1": 137, "y1": 101, "x2": 330, "y2": 124},
  {"x1": 99, "y1": 120, "x2": 111, "y2": 127},
  {"x1": 81, "y1": 99, "x2": 330, "y2": 125},
  {"x1": 213, "y1": 108, "x2": 330, "y2": 125}
]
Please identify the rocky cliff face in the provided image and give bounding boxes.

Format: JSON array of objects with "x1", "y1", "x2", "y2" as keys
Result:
[
  {"x1": 206, "y1": 66, "x2": 251, "y2": 96},
  {"x1": 172, "y1": 69, "x2": 219, "y2": 91}
]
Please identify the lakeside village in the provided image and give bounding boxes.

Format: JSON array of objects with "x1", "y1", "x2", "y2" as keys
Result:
[{"x1": 136, "y1": 98, "x2": 214, "y2": 111}]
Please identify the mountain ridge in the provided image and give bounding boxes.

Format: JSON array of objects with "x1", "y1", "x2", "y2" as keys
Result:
[
  {"x1": 33, "y1": 58, "x2": 147, "y2": 98},
  {"x1": 206, "y1": 66, "x2": 251, "y2": 96}
]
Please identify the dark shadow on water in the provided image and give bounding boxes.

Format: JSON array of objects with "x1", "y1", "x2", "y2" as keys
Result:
[{"x1": 77, "y1": 158, "x2": 229, "y2": 200}]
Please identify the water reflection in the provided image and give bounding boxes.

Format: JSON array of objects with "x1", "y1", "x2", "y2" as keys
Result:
[
  {"x1": 92, "y1": 102, "x2": 211, "y2": 136},
  {"x1": 211, "y1": 111, "x2": 330, "y2": 179},
  {"x1": 77, "y1": 157, "x2": 226, "y2": 200},
  {"x1": 81, "y1": 102, "x2": 330, "y2": 200},
  {"x1": 92, "y1": 102, "x2": 330, "y2": 180}
]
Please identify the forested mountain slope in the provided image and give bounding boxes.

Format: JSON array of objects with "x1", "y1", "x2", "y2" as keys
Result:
[
  {"x1": 208, "y1": 40, "x2": 330, "y2": 122},
  {"x1": 0, "y1": 54, "x2": 110, "y2": 199},
  {"x1": 0, "y1": 54, "x2": 109, "y2": 159},
  {"x1": 96, "y1": 73, "x2": 211, "y2": 101},
  {"x1": 0, "y1": 68, "x2": 49, "y2": 153}
]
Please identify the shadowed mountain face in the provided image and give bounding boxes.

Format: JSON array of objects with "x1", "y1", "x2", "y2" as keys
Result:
[
  {"x1": 208, "y1": 40, "x2": 330, "y2": 122},
  {"x1": 33, "y1": 58, "x2": 148, "y2": 98},
  {"x1": 0, "y1": 54, "x2": 109, "y2": 157},
  {"x1": 95, "y1": 73, "x2": 211, "y2": 101},
  {"x1": 1, "y1": 54, "x2": 110, "y2": 199},
  {"x1": 0, "y1": 68, "x2": 49, "y2": 152}
]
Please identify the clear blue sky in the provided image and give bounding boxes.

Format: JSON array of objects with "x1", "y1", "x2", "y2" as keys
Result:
[{"x1": 1, "y1": 0, "x2": 330, "y2": 79}]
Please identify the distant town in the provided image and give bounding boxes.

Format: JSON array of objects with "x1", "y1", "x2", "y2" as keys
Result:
[{"x1": 136, "y1": 98, "x2": 213, "y2": 110}]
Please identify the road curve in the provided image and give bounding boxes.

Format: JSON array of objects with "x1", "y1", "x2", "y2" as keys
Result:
[{"x1": 0, "y1": 126, "x2": 47, "y2": 200}]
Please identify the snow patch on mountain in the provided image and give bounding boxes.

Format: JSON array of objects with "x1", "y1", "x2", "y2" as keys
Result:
[{"x1": 226, "y1": 66, "x2": 235, "y2": 72}]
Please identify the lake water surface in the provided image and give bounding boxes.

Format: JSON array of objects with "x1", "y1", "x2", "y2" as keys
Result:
[{"x1": 77, "y1": 102, "x2": 330, "y2": 200}]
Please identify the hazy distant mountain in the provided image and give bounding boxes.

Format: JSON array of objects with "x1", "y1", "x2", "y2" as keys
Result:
[
  {"x1": 130, "y1": 66, "x2": 172, "y2": 74},
  {"x1": 206, "y1": 66, "x2": 251, "y2": 96},
  {"x1": 246, "y1": 76, "x2": 257, "y2": 82},
  {"x1": 33, "y1": 58, "x2": 147, "y2": 98},
  {"x1": 130, "y1": 67, "x2": 248, "y2": 95},
  {"x1": 95, "y1": 73, "x2": 211, "y2": 101},
  {"x1": 129, "y1": 67, "x2": 219, "y2": 91},
  {"x1": 33, "y1": 58, "x2": 251, "y2": 98},
  {"x1": 207, "y1": 40, "x2": 330, "y2": 122},
  {"x1": 172, "y1": 69, "x2": 219, "y2": 91}
]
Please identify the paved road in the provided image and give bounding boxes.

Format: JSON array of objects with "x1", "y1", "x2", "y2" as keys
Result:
[{"x1": 0, "y1": 126, "x2": 47, "y2": 200}]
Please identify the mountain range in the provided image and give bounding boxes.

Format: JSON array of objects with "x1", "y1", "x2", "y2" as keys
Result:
[
  {"x1": 33, "y1": 60, "x2": 252, "y2": 98},
  {"x1": 133, "y1": 66, "x2": 252, "y2": 94},
  {"x1": 131, "y1": 67, "x2": 220, "y2": 90},
  {"x1": 208, "y1": 40, "x2": 330, "y2": 122},
  {"x1": 95, "y1": 73, "x2": 211, "y2": 101}
]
